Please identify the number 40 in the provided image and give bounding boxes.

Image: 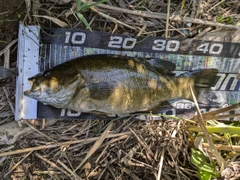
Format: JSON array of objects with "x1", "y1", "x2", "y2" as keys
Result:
[{"x1": 196, "y1": 43, "x2": 223, "y2": 54}]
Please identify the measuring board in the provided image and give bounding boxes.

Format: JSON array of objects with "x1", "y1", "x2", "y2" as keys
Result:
[{"x1": 15, "y1": 23, "x2": 240, "y2": 121}]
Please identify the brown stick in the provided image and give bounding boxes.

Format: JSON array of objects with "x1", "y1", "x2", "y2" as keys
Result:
[
  {"x1": 165, "y1": 0, "x2": 171, "y2": 38},
  {"x1": 190, "y1": 85, "x2": 226, "y2": 168},
  {"x1": 202, "y1": 143, "x2": 240, "y2": 152},
  {"x1": 36, "y1": 153, "x2": 72, "y2": 178},
  {"x1": 4, "y1": 151, "x2": 33, "y2": 177},
  {"x1": 0, "y1": 39, "x2": 18, "y2": 56}
]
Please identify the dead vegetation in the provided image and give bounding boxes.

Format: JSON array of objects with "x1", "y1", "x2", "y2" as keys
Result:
[
  {"x1": 1, "y1": 119, "x2": 194, "y2": 179},
  {"x1": 0, "y1": 0, "x2": 240, "y2": 179}
]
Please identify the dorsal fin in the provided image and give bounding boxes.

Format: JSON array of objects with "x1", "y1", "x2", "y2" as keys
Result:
[{"x1": 132, "y1": 57, "x2": 176, "y2": 75}]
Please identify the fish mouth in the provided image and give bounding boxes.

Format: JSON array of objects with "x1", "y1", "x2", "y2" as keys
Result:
[
  {"x1": 24, "y1": 78, "x2": 42, "y2": 98},
  {"x1": 24, "y1": 88, "x2": 41, "y2": 98}
]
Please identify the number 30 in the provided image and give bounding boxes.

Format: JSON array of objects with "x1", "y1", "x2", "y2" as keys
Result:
[{"x1": 152, "y1": 39, "x2": 180, "y2": 52}]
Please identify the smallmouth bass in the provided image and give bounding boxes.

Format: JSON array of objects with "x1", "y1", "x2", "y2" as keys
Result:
[{"x1": 24, "y1": 54, "x2": 218, "y2": 117}]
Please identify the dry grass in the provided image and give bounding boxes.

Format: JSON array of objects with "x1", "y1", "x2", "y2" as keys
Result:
[
  {"x1": 0, "y1": 0, "x2": 240, "y2": 179},
  {"x1": 1, "y1": 119, "x2": 193, "y2": 179}
]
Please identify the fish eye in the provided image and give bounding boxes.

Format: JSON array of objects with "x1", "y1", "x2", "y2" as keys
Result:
[{"x1": 43, "y1": 70, "x2": 50, "y2": 77}]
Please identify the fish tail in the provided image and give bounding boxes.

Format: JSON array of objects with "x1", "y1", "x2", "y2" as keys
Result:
[
  {"x1": 179, "y1": 68, "x2": 218, "y2": 100},
  {"x1": 181, "y1": 68, "x2": 218, "y2": 88}
]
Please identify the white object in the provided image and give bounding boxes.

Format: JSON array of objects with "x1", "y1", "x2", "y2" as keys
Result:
[{"x1": 15, "y1": 23, "x2": 40, "y2": 120}]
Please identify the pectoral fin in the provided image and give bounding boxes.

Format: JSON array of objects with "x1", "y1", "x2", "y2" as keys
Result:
[{"x1": 88, "y1": 82, "x2": 113, "y2": 100}]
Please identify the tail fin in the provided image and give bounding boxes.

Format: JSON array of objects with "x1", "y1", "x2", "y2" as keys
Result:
[
  {"x1": 181, "y1": 69, "x2": 218, "y2": 88},
  {"x1": 180, "y1": 69, "x2": 218, "y2": 104}
]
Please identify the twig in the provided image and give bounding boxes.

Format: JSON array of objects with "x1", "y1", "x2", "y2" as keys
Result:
[
  {"x1": 41, "y1": 119, "x2": 46, "y2": 130},
  {"x1": 95, "y1": 144, "x2": 109, "y2": 164},
  {"x1": 129, "y1": 128, "x2": 154, "y2": 156},
  {"x1": 96, "y1": 161, "x2": 109, "y2": 180},
  {"x1": 24, "y1": 121, "x2": 58, "y2": 143},
  {"x1": 157, "y1": 149, "x2": 165, "y2": 180},
  {"x1": 62, "y1": 124, "x2": 78, "y2": 134},
  {"x1": 4, "y1": 151, "x2": 33, "y2": 178},
  {"x1": 194, "y1": 27, "x2": 212, "y2": 39},
  {"x1": 191, "y1": 102, "x2": 240, "y2": 121},
  {"x1": 143, "y1": 28, "x2": 189, "y2": 35},
  {"x1": 121, "y1": 144, "x2": 139, "y2": 166},
  {"x1": 57, "y1": 159, "x2": 82, "y2": 180},
  {"x1": 189, "y1": 85, "x2": 226, "y2": 169},
  {"x1": 3, "y1": 87, "x2": 15, "y2": 115},
  {"x1": 0, "y1": 10, "x2": 10, "y2": 16},
  {"x1": 166, "y1": 145, "x2": 181, "y2": 180},
  {"x1": 87, "y1": 164, "x2": 101, "y2": 178},
  {"x1": 136, "y1": 24, "x2": 147, "y2": 37},
  {"x1": 202, "y1": 143, "x2": 240, "y2": 152},
  {"x1": 165, "y1": 0, "x2": 171, "y2": 38},
  {"x1": 0, "y1": 145, "x2": 15, "y2": 153},
  {"x1": 0, "y1": 39, "x2": 18, "y2": 56},
  {"x1": 73, "y1": 122, "x2": 113, "y2": 172},
  {"x1": 89, "y1": 7, "x2": 136, "y2": 30},
  {"x1": 1, "y1": 40, "x2": 18, "y2": 130},
  {"x1": 207, "y1": 0, "x2": 225, "y2": 12},
  {"x1": 72, "y1": 120, "x2": 92, "y2": 138},
  {"x1": 125, "y1": 157, "x2": 154, "y2": 169},
  {"x1": 107, "y1": 166, "x2": 116, "y2": 179},
  {"x1": 100, "y1": 135, "x2": 129, "y2": 148},
  {"x1": 33, "y1": 170, "x2": 62, "y2": 175},
  {"x1": 183, "y1": 16, "x2": 238, "y2": 29},
  {"x1": 35, "y1": 153, "x2": 72, "y2": 179},
  {"x1": 121, "y1": 166, "x2": 140, "y2": 180},
  {"x1": 4, "y1": 49, "x2": 10, "y2": 68},
  {"x1": 0, "y1": 132, "x2": 131, "y2": 157},
  {"x1": 168, "y1": 23, "x2": 186, "y2": 37}
]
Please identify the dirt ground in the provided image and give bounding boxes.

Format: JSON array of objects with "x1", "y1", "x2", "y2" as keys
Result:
[{"x1": 0, "y1": 0, "x2": 240, "y2": 180}]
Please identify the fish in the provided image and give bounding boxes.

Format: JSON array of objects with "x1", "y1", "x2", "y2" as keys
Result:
[{"x1": 24, "y1": 54, "x2": 218, "y2": 117}]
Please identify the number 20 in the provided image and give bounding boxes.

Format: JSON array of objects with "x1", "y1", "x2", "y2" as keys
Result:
[{"x1": 108, "y1": 36, "x2": 136, "y2": 49}]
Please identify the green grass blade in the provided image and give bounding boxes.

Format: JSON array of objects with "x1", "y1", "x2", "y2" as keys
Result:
[
  {"x1": 76, "y1": 0, "x2": 82, "y2": 11},
  {"x1": 188, "y1": 124, "x2": 240, "y2": 134},
  {"x1": 190, "y1": 148, "x2": 220, "y2": 180},
  {"x1": 76, "y1": 12, "x2": 92, "y2": 31},
  {"x1": 80, "y1": 0, "x2": 108, "y2": 11}
]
